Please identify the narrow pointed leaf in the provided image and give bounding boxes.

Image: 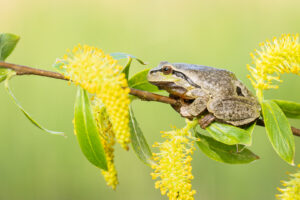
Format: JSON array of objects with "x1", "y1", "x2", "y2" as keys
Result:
[
  {"x1": 4, "y1": 76, "x2": 65, "y2": 136},
  {"x1": 122, "y1": 57, "x2": 132, "y2": 80},
  {"x1": 206, "y1": 122, "x2": 252, "y2": 146},
  {"x1": 0, "y1": 33, "x2": 20, "y2": 82},
  {"x1": 129, "y1": 107, "x2": 154, "y2": 165},
  {"x1": 196, "y1": 133, "x2": 259, "y2": 164},
  {"x1": 246, "y1": 121, "x2": 256, "y2": 134},
  {"x1": 262, "y1": 100, "x2": 295, "y2": 165},
  {"x1": 110, "y1": 52, "x2": 147, "y2": 65},
  {"x1": 0, "y1": 68, "x2": 10, "y2": 83},
  {"x1": 74, "y1": 87, "x2": 107, "y2": 170},
  {"x1": 273, "y1": 99, "x2": 300, "y2": 119},
  {"x1": 128, "y1": 69, "x2": 159, "y2": 92},
  {"x1": 0, "y1": 33, "x2": 20, "y2": 61}
]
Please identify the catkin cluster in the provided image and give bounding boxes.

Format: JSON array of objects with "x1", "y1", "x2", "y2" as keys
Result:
[
  {"x1": 247, "y1": 34, "x2": 300, "y2": 99},
  {"x1": 93, "y1": 99, "x2": 118, "y2": 189},
  {"x1": 277, "y1": 165, "x2": 300, "y2": 200},
  {"x1": 57, "y1": 44, "x2": 131, "y2": 150},
  {"x1": 151, "y1": 120, "x2": 197, "y2": 200}
]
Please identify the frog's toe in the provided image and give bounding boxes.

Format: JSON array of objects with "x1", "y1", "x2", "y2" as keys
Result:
[
  {"x1": 198, "y1": 113, "x2": 216, "y2": 129},
  {"x1": 180, "y1": 107, "x2": 200, "y2": 118}
]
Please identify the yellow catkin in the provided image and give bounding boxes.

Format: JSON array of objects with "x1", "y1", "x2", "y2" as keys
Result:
[
  {"x1": 247, "y1": 34, "x2": 300, "y2": 100},
  {"x1": 57, "y1": 44, "x2": 131, "y2": 150},
  {"x1": 277, "y1": 165, "x2": 300, "y2": 200},
  {"x1": 151, "y1": 120, "x2": 198, "y2": 200},
  {"x1": 93, "y1": 99, "x2": 118, "y2": 189}
]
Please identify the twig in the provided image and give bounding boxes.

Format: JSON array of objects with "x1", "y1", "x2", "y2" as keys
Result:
[
  {"x1": 0, "y1": 61, "x2": 299, "y2": 137},
  {"x1": 0, "y1": 62, "x2": 67, "y2": 80},
  {"x1": 0, "y1": 62, "x2": 179, "y2": 106},
  {"x1": 129, "y1": 88, "x2": 179, "y2": 106}
]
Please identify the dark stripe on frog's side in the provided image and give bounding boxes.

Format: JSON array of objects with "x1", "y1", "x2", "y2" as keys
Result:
[
  {"x1": 172, "y1": 71, "x2": 201, "y2": 88},
  {"x1": 149, "y1": 68, "x2": 201, "y2": 89}
]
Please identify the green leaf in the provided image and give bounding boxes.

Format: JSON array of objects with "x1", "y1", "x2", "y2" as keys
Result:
[
  {"x1": 0, "y1": 33, "x2": 20, "y2": 61},
  {"x1": 74, "y1": 87, "x2": 107, "y2": 170},
  {"x1": 273, "y1": 99, "x2": 300, "y2": 119},
  {"x1": 0, "y1": 68, "x2": 10, "y2": 83},
  {"x1": 196, "y1": 133, "x2": 259, "y2": 164},
  {"x1": 110, "y1": 52, "x2": 147, "y2": 65},
  {"x1": 262, "y1": 100, "x2": 295, "y2": 165},
  {"x1": 206, "y1": 122, "x2": 252, "y2": 146},
  {"x1": 4, "y1": 73, "x2": 65, "y2": 136},
  {"x1": 129, "y1": 107, "x2": 154, "y2": 165},
  {"x1": 0, "y1": 33, "x2": 19, "y2": 81},
  {"x1": 128, "y1": 69, "x2": 159, "y2": 92},
  {"x1": 246, "y1": 121, "x2": 256, "y2": 134},
  {"x1": 122, "y1": 57, "x2": 132, "y2": 80}
]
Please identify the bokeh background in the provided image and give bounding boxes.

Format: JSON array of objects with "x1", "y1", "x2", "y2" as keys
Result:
[{"x1": 0, "y1": 0, "x2": 299, "y2": 199}]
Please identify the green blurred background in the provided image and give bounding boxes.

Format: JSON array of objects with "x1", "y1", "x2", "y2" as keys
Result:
[{"x1": 0, "y1": 0, "x2": 299, "y2": 199}]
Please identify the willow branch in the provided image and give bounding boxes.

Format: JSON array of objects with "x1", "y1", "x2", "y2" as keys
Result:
[
  {"x1": 0, "y1": 61, "x2": 179, "y2": 106},
  {"x1": 0, "y1": 62, "x2": 67, "y2": 80},
  {"x1": 0, "y1": 61, "x2": 299, "y2": 137}
]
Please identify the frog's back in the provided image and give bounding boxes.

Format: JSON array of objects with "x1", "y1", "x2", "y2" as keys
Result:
[{"x1": 173, "y1": 63, "x2": 237, "y2": 96}]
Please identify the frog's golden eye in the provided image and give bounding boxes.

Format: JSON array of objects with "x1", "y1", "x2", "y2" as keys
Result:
[{"x1": 162, "y1": 65, "x2": 173, "y2": 75}]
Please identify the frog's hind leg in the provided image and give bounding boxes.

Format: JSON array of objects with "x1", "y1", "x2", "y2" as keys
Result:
[
  {"x1": 198, "y1": 113, "x2": 216, "y2": 129},
  {"x1": 207, "y1": 96, "x2": 260, "y2": 126}
]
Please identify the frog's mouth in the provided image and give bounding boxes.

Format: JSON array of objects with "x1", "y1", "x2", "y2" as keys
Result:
[{"x1": 149, "y1": 81, "x2": 188, "y2": 98}]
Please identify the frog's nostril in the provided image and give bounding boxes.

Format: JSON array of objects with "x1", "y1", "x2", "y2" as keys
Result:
[{"x1": 150, "y1": 70, "x2": 157, "y2": 74}]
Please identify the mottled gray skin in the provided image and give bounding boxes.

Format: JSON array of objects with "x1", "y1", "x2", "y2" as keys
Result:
[{"x1": 147, "y1": 61, "x2": 261, "y2": 126}]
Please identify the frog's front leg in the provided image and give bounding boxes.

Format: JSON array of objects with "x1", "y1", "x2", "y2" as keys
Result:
[
  {"x1": 207, "y1": 96, "x2": 261, "y2": 126},
  {"x1": 179, "y1": 89, "x2": 209, "y2": 118}
]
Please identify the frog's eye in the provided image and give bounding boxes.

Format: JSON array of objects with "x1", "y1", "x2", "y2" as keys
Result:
[{"x1": 162, "y1": 65, "x2": 173, "y2": 75}]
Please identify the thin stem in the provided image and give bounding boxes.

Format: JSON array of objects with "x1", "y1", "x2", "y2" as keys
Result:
[
  {"x1": 256, "y1": 88, "x2": 263, "y2": 103},
  {"x1": 0, "y1": 61, "x2": 67, "y2": 80},
  {"x1": 0, "y1": 61, "x2": 299, "y2": 137},
  {"x1": 0, "y1": 61, "x2": 179, "y2": 106}
]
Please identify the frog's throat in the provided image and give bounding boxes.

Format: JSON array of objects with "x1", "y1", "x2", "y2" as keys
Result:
[
  {"x1": 149, "y1": 81, "x2": 188, "y2": 97},
  {"x1": 149, "y1": 81, "x2": 184, "y2": 91}
]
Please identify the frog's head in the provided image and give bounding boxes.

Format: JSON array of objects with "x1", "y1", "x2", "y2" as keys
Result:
[{"x1": 147, "y1": 61, "x2": 191, "y2": 97}]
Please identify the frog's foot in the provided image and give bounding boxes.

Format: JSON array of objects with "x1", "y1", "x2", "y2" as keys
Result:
[
  {"x1": 198, "y1": 113, "x2": 216, "y2": 129},
  {"x1": 207, "y1": 96, "x2": 260, "y2": 126},
  {"x1": 180, "y1": 97, "x2": 207, "y2": 118}
]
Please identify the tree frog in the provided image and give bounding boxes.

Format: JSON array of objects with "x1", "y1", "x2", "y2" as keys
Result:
[{"x1": 147, "y1": 61, "x2": 261, "y2": 128}]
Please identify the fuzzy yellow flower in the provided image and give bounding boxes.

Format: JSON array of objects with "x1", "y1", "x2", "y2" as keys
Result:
[
  {"x1": 247, "y1": 34, "x2": 300, "y2": 101},
  {"x1": 277, "y1": 165, "x2": 300, "y2": 200},
  {"x1": 151, "y1": 120, "x2": 198, "y2": 200},
  {"x1": 57, "y1": 44, "x2": 131, "y2": 150},
  {"x1": 93, "y1": 99, "x2": 118, "y2": 189}
]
